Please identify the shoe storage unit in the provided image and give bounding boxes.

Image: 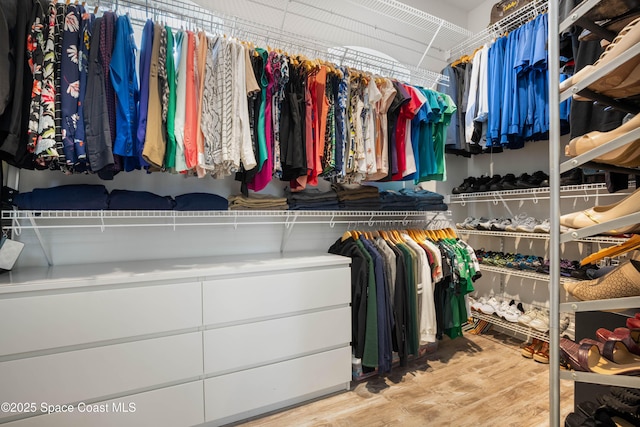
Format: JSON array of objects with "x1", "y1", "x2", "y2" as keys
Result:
[
  {"x1": 0, "y1": 253, "x2": 352, "y2": 427},
  {"x1": 449, "y1": 183, "x2": 634, "y2": 345},
  {"x1": 549, "y1": 0, "x2": 640, "y2": 425}
]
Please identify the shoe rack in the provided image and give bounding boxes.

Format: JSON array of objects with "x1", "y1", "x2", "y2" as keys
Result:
[
  {"x1": 550, "y1": 1, "x2": 640, "y2": 425},
  {"x1": 450, "y1": 185, "x2": 633, "y2": 345}
]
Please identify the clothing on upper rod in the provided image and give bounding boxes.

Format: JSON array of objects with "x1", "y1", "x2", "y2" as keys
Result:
[
  {"x1": 440, "y1": 13, "x2": 572, "y2": 156},
  {"x1": 1, "y1": 2, "x2": 458, "y2": 195}
]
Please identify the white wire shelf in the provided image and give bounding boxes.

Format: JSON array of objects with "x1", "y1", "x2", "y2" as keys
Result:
[
  {"x1": 457, "y1": 228, "x2": 630, "y2": 244},
  {"x1": 560, "y1": 296, "x2": 640, "y2": 313},
  {"x1": 480, "y1": 264, "x2": 580, "y2": 284},
  {"x1": 100, "y1": 0, "x2": 453, "y2": 88},
  {"x1": 3, "y1": 210, "x2": 453, "y2": 230},
  {"x1": 446, "y1": 0, "x2": 548, "y2": 61},
  {"x1": 471, "y1": 311, "x2": 549, "y2": 342},
  {"x1": 448, "y1": 182, "x2": 635, "y2": 204},
  {"x1": 560, "y1": 370, "x2": 640, "y2": 388}
]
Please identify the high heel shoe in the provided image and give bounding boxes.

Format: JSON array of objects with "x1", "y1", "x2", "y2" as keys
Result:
[
  {"x1": 559, "y1": 17, "x2": 640, "y2": 94},
  {"x1": 565, "y1": 113, "x2": 640, "y2": 167},
  {"x1": 564, "y1": 259, "x2": 640, "y2": 301},
  {"x1": 560, "y1": 187, "x2": 640, "y2": 234}
]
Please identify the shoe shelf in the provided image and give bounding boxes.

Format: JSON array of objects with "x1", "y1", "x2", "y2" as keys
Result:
[
  {"x1": 560, "y1": 212, "x2": 640, "y2": 244},
  {"x1": 480, "y1": 264, "x2": 580, "y2": 284},
  {"x1": 457, "y1": 228, "x2": 629, "y2": 244},
  {"x1": 559, "y1": 42, "x2": 640, "y2": 104},
  {"x1": 471, "y1": 311, "x2": 549, "y2": 342},
  {"x1": 559, "y1": 0, "x2": 607, "y2": 33},
  {"x1": 560, "y1": 370, "x2": 640, "y2": 388},
  {"x1": 559, "y1": 295, "x2": 640, "y2": 313},
  {"x1": 560, "y1": 127, "x2": 640, "y2": 174},
  {"x1": 448, "y1": 182, "x2": 633, "y2": 204}
]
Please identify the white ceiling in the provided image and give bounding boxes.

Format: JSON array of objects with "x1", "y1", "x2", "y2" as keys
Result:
[{"x1": 190, "y1": 0, "x2": 479, "y2": 69}]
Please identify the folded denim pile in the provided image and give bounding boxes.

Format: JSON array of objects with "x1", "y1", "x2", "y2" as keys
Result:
[
  {"x1": 285, "y1": 188, "x2": 341, "y2": 211},
  {"x1": 456, "y1": 214, "x2": 568, "y2": 234},
  {"x1": 378, "y1": 189, "x2": 448, "y2": 211},
  {"x1": 13, "y1": 184, "x2": 230, "y2": 210}
]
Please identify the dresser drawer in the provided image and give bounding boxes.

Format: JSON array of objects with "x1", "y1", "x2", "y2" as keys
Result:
[
  {"x1": 0, "y1": 332, "x2": 203, "y2": 421},
  {"x1": 0, "y1": 282, "x2": 202, "y2": 357},
  {"x1": 204, "y1": 346, "x2": 351, "y2": 425},
  {"x1": 204, "y1": 306, "x2": 350, "y2": 375},
  {"x1": 202, "y1": 267, "x2": 350, "y2": 325},
  {"x1": 2, "y1": 381, "x2": 204, "y2": 427}
]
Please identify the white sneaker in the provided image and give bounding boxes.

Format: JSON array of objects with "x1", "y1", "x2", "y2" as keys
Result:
[
  {"x1": 518, "y1": 308, "x2": 538, "y2": 326},
  {"x1": 515, "y1": 217, "x2": 541, "y2": 233},
  {"x1": 529, "y1": 311, "x2": 550, "y2": 332},
  {"x1": 479, "y1": 297, "x2": 500, "y2": 315},
  {"x1": 533, "y1": 219, "x2": 551, "y2": 233},
  {"x1": 503, "y1": 306, "x2": 521, "y2": 323},
  {"x1": 505, "y1": 213, "x2": 528, "y2": 232},
  {"x1": 496, "y1": 301, "x2": 510, "y2": 318},
  {"x1": 470, "y1": 296, "x2": 486, "y2": 312}
]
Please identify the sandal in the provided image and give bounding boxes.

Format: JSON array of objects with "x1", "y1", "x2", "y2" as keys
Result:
[
  {"x1": 561, "y1": 338, "x2": 640, "y2": 374},
  {"x1": 596, "y1": 327, "x2": 640, "y2": 355},
  {"x1": 521, "y1": 338, "x2": 543, "y2": 358}
]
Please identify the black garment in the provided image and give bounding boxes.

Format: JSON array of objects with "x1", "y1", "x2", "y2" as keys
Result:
[
  {"x1": 0, "y1": 0, "x2": 36, "y2": 166},
  {"x1": 235, "y1": 53, "x2": 265, "y2": 195},
  {"x1": 388, "y1": 243, "x2": 408, "y2": 366},
  {"x1": 377, "y1": 80, "x2": 409, "y2": 182},
  {"x1": 280, "y1": 63, "x2": 306, "y2": 181},
  {"x1": 83, "y1": 17, "x2": 115, "y2": 178},
  {"x1": 328, "y1": 237, "x2": 369, "y2": 360}
]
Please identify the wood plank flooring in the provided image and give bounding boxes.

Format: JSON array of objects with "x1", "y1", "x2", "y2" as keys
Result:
[{"x1": 236, "y1": 331, "x2": 574, "y2": 427}]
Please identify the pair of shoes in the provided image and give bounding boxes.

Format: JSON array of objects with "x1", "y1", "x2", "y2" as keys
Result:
[
  {"x1": 564, "y1": 259, "x2": 640, "y2": 301},
  {"x1": 496, "y1": 301, "x2": 521, "y2": 322},
  {"x1": 559, "y1": 17, "x2": 640, "y2": 99},
  {"x1": 476, "y1": 296, "x2": 501, "y2": 315},
  {"x1": 521, "y1": 338, "x2": 543, "y2": 358},
  {"x1": 518, "y1": 308, "x2": 550, "y2": 332},
  {"x1": 452, "y1": 177, "x2": 475, "y2": 194},
  {"x1": 560, "y1": 187, "x2": 640, "y2": 235},
  {"x1": 515, "y1": 171, "x2": 549, "y2": 189},
  {"x1": 597, "y1": 327, "x2": 640, "y2": 355},
  {"x1": 560, "y1": 337, "x2": 640, "y2": 374},
  {"x1": 533, "y1": 341, "x2": 550, "y2": 364},
  {"x1": 565, "y1": 113, "x2": 640, "y2": 168}
]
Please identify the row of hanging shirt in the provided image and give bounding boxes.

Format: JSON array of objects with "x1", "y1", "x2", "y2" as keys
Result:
[
  {"x1": 25, "y1": 3, "x2": 456, "y2": 188},
  {"x1": 441, "y1": 13, "x2": 570, "y2": 154},
  {"x1": 328, "y1": 228, "x2": 480, "y2": 374}
]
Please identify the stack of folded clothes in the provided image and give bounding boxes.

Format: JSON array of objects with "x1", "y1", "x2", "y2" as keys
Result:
[
  {"x1": 285, "y1": 188, "x2": 340, "y2": 210},
  {"x1": 399, "y1": 188, "x2": 448, "y2": 211},
  {"x1": 378, "y1": 190, "x2": 418, "y2": 211},
  {"x1": 332, "y1": 183, "x2": 381, "y2": 210},
  {"x1": 228, "y1": 194, "x2": 289, "y2": 210}
]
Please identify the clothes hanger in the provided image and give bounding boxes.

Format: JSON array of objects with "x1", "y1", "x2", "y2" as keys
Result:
[{"x1": 580, "y1": 234, "x2": 640, "y2": 266}]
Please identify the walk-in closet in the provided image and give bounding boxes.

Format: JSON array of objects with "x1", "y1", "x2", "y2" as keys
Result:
[{"x1": 0, "y1": 0, "x2": 638, "y2": 426}]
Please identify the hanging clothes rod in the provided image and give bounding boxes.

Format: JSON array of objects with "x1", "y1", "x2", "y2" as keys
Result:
[
  {"x1": 95, "y1": 0, "x2": 449, "y2": 88},
  {"x1": 445, "y1": 0, "x2": 548, "y2": 62}
]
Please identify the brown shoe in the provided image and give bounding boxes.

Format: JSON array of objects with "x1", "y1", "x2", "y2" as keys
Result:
[
  {"x1": 533, "y1": 342, "x2": 550, "y2": 364},
  {"x1": 564, "y1": 260, "x2": 640, "y2": 301},
  {"x1": 521, "y1": 338, "x2": 542, "y2": 358}
]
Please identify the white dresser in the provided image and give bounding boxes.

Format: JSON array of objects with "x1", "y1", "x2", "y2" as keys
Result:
[{"x1": 0, "y1": 253, "x2": 352, "y2": 426}]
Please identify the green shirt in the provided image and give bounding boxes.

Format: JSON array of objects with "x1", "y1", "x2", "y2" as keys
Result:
[{"x1": 164, "y1": 27, "x2": 178, "y2": 169}]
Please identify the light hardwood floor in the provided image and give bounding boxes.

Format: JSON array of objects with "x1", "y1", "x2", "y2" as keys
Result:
[{"x1": 236, "y1": 331, "x2": 574, "y2": 427}]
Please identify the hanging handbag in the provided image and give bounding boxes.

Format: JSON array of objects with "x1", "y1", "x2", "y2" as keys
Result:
[{"x1": 489, "y1": 0, "x2": 535, "y2": 25}]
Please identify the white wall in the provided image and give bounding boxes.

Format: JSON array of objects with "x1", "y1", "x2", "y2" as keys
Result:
[{"x1": 466, "y1": 0, "x2": 498, "y2": 34}]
